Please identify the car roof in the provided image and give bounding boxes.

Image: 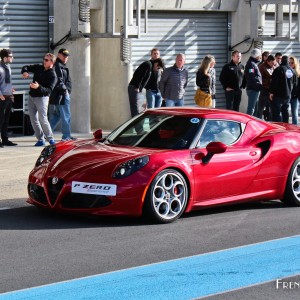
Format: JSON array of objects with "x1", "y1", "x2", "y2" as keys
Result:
[{"x1": 145, "y1": 107, "x2": 261, "y2": 123}]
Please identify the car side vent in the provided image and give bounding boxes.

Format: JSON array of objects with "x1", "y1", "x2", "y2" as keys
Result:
[{"x1": 257, "y1": 140, "x2": 271, "y2": 157}]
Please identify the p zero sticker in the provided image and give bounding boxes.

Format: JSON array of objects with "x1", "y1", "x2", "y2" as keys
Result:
[{"x1": 72, "y1": 181, "x2": 117, "y2": 196}]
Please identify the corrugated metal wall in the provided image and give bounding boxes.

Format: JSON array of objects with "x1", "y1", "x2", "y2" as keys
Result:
[
  {"x1": 131, "y1": 11, "x2": 229, "y2": 108},
  {"x1": 264, "y1": 13, "x2": 300, "y2": 57},
  {"x1": 0, "y1": 0, "x2": 49, "y2": 99}
]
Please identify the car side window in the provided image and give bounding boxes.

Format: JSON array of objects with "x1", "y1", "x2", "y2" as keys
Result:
[{"x1": 198, "y1": 120, "x2": 242, "y2": 148}]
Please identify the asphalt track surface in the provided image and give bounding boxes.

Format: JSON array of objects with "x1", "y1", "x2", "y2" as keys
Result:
[{"x1": 1, "y1": 135, "x2": 300, "y2": 299}]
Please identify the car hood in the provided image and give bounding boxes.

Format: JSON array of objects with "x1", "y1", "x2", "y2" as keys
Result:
[{"x1": 48, "y1": 140, "x2": 159, "y2": 176}]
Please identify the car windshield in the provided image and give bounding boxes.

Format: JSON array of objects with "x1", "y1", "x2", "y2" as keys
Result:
[{"x1": 105, "y1": 113, "x2": 202, "y2": 149}]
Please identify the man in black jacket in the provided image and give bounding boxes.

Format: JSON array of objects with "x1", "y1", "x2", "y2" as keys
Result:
[
  {"x1": 48, "y1": 48, "x2": 75, "y2": 141},
  {"x1": 21, "y1": 53, "x2": 57, "y2": 146},
  {"x1": 128, "y1": 60, "x2": 152, "y2": 118},
  {"x1": 219, "y1": 51, "x2": 245, "y2": 112},
  {"x1": 244, "y1": 48, "x2": 262, "y2": 116},
  {"x1": 269, "y1": 55, "x2": 296, "y2": 122},
  {"x1": 145, "y1": 48, "x2": 165, "y2": 108}
]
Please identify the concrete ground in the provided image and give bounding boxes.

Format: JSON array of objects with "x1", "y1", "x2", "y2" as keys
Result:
[{"x1": 0, "y1": 132, "x2": 96, "y2": 202}]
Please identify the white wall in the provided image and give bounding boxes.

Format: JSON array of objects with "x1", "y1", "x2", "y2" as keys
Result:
[
  {"x1": 53, "y1": 0, "x2": 91, "y2": 133},
  {"x1": 90, "y1": 0, "x2": 131, "y2": 130},
  {"x1": 54, "y1": 0, "x2": 256, "y2": 131}
]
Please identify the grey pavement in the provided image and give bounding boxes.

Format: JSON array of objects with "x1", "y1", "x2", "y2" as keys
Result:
[{"x1": 0, "y1": 132, "x2": 98, "y2": 202}]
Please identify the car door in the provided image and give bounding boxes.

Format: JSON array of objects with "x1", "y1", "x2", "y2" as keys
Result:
[{"x1": 191, "y1": 119, "x2": 263, "y2": 202}]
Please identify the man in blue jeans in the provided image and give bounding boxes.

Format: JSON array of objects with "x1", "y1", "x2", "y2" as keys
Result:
[
  {"x1": 145, "y1": 48, "x2": 165, "y2": 108},
  {"x1": 49, "y1": 48, "x2": 76, "y2": 141},
  {"x1": 159, "y1": 53, "x2": 188, "y2": 107},
  {"x1": 244, "y1": 48, "x2": 262, "y2": 116}
]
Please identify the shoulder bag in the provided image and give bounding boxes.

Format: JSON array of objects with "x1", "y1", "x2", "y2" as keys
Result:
[{"x1": 194, "y1": 89, "x2": 212, "y2": 107}]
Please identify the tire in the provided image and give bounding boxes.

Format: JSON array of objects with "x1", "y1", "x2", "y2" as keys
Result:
[
  {"x1": 282, "y1": 157, "x2": 300, "y2": 206},
  {"x1": 144, "y1": 169, "x2": 189, "y2": 224}
]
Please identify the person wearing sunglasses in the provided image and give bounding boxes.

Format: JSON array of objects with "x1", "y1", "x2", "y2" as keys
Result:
[
  {"x1": 0, "y1": 48, "x2": 17, "y2": 147},
  {"x1": 21, "y1": 53, "x2": 57, "y2": 146},
  {"x1": 48, "y1": 48, "x2": 76, "y2": 141}
]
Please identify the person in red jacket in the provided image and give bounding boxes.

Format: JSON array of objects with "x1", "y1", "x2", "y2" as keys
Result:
[{"x1": 257, "y1": 54, "x2": 275, "y2": 120}]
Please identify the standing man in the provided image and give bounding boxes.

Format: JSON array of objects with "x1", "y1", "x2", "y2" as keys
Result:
[
  {"x1": 159, "y1": 53, "x2": 188, "y2": 107},
  {"x1": 219, "y1": 51, "x2": 245, "y2": 112},
  {"x1": 274, "y1": 52, "x2": 283, "y2": 68},
  {"x1": 49, "y1": 48, "x2": 76, "y2": 141},
  {"x1": 0, "y1": 48, "x2": 17, "y2": 147},
  {"x1": 21, "y1": 53, "x2": 57, "y2": 146},
  {"x1": 259, "y1": 51, "x2": 270, "y2": 66},
  {"x1": 269, "y1": 55, "x2": 296, "y2": 123},
  {"x1": 244, "y1": 48, "x2": 262, "y2": 116},
  {"x1": 257, "y1": 54, "x2": 275, "y2": 120},
  {"x1": 128, "y1": 60, "x2": 152, "y2": 117},
  {"x1": 145, "y1": 48, "x2": 165, "y2": 108}
]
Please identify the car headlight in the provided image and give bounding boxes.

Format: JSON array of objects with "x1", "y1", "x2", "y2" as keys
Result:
[
  {"x1": 112, "y1": 156, "x2": 149, "y2": 179},
  {"x1": 35, "y1": 145, "x2": 56, "y2": 167}
]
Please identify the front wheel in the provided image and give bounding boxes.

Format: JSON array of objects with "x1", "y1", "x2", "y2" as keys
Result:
[
  {"x1": 282, "y1": 157, "x2": 300, "y2": 206},
  {"x1": 143, "y1": 169, "x2": 189, "y2": 223}
]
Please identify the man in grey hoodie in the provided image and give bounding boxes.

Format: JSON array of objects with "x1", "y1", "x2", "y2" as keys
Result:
[{"x1": 0, "y1": 48, "x2": 17, "y2": 147}]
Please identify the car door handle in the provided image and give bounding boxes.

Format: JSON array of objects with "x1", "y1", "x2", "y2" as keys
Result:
[{"x1": 249, "y1": 151, "x2": 257, "y2": 156}]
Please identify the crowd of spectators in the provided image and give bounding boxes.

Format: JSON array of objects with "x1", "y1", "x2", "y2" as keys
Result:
[
  {"x1": 1, "y1": 46, "x2": 299, "y2": 148},
  {"x1": 129, "y1": 47, "x2": 299, "y2": 125}
]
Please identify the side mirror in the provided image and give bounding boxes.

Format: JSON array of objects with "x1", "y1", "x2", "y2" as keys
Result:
[
  {"x1": 206, "y1": 141, "x2": 227, "y2": 154},
  {"x1": 202, "y1": 141, "x2": 227, "y2": 164},
  {"x1": 93, "y1": 129, "x2": 103, "y2": 140}
]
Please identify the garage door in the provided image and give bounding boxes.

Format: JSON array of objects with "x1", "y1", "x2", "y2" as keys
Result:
[
  {"x1": 131, "y1": 11, "x2": 229, "y2": 107},
  {"x1": 0, "y1": 0, "x2": 49, "y2": 96}
]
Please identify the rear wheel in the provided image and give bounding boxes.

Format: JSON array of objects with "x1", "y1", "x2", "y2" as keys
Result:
[
  {"x1": 144, "y1": 169, "x2": 188, "y2": 223},
  {"x1": 282, "y1": 157, "x2": 300, "y2": 206}
]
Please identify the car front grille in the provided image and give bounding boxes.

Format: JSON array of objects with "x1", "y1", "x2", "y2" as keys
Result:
[
  {"x1": 28, "y1": 183, "x2": 48, "y2": 205},
  {"x1": 61, "y1": 193, "x2": 112, "y2": 209},
  {"x1": 47, "y1": 178, "x2": 65, "y2": 206},
  {"x1": 28, "y1": 180, "x2": 112, "y2": 210}
]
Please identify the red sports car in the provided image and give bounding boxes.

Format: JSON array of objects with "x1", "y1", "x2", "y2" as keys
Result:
[{"x1": 28, "y1": 108, "x2": 300, "y2": 223}]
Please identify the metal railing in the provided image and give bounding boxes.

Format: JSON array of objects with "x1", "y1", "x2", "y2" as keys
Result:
[
  {"x1": 251, "y1": 0, "x2": 300, "y2": 41},
  {"x1": 71, "y1": 0, "x2": 148, "y2": 39}
]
